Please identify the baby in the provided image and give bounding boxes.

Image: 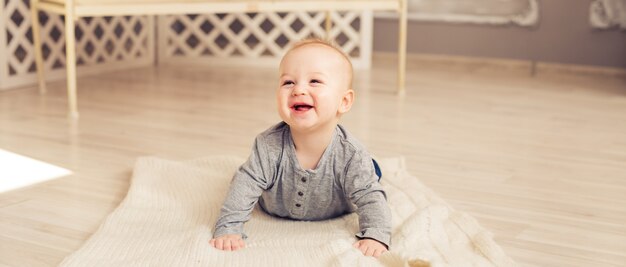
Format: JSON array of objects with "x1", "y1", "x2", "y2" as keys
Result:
[{"x1": 209, "y1": 38, "x2": 391, "y2": 258}]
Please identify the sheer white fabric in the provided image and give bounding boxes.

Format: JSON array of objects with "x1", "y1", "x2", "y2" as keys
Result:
[{"x1": 590, "y1": 0, "x2": 626, "y2": 29}]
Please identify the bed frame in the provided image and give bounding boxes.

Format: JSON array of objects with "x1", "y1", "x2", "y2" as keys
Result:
[{"x1": 30, "y1": 0, "x2": 407, "y2": 118}]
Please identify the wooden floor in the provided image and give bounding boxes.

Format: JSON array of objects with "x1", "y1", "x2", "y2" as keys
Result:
[{"x1": 1, "y1": 54, "x2": 625, "y2": 266}]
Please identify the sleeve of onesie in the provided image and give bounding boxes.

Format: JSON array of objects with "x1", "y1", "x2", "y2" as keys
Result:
[
  {"x1": 213, "y1": 135, "x2": 272, "y2": 239},
  {"x1": 343, "y1": 151, "x2": 392, "y2": 248}
]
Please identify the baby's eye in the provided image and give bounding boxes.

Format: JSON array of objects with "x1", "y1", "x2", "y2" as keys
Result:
[
  {"x1": 310, "y1": 79, "x2": 322, "y2": 84},
  {"x1": 282, "y1": 80, "x2": 294, "y2": 86}
]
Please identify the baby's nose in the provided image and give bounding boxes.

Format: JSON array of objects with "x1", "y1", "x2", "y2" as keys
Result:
[{"x1": 291, "y1": 86, "x2": 307, "y2": 96}]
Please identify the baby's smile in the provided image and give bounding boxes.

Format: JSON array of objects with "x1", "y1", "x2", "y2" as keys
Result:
[{"x1": 291, "y1": 102, "x2": 314, "y2": 112}]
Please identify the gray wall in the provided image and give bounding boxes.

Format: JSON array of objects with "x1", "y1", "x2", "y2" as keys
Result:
[{"x1": 373, "y1": 0, "x2": 626, "y2": 68}]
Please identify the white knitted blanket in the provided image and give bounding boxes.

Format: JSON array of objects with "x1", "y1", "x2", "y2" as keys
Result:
[{"x1": 60, "y1": 156, "x2": 515, "y2": 267}]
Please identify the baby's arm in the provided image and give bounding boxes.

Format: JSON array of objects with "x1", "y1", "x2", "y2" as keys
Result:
[
  {"x1": 344, "y1": 153, "x2": 392, "y2": 257},
  {"x1": 210, "y1": 175, "x2": 257, "y2": 252},
  {"x1": 210, "y1": 137, "x2": 272, "y2": 251}
]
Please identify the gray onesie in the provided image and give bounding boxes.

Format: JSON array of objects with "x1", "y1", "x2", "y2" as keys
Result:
[{"x1": 213, "y1": 122, "x2": 391, "y2": 247}]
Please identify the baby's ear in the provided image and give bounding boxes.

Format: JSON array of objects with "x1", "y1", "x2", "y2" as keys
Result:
[{"x1": 338, "y1": 89, "x2": 355, "y2": 114}]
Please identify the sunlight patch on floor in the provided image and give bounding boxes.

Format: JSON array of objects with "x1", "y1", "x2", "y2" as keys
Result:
[{"x1": 0, "y1": 149, "x2": 72, "y2": 193}]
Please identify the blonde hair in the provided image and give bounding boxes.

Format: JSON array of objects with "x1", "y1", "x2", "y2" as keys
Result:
[{"x1": 281, "y1": 37, "x2": 354, "y2": 89}]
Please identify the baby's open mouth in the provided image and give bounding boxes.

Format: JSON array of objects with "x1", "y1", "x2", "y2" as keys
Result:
[{"x1": 292, "y1": 104, "x2": 314, "y2": 111}]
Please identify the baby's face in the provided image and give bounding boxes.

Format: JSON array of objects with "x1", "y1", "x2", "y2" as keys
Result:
[{"x1": 276, "y1": 44, "x2": 353, "y2": 133}]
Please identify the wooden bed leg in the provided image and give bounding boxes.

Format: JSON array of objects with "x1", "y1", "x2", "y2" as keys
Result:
[
  {"x1": 64, "y1": 1, "x2": 79, "y2": 118},
  {"x1": 397, "y1": 0, "x2": 407, "y2": 95},
  {"x1": 31, "y1": 0, "x2": 47, "y2": 94},
  {"x1": 325, "y1": 10, "x2": 332, "y2": 39}
]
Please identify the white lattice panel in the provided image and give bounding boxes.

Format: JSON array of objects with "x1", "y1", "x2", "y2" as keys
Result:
[
  {"x1": 0, "y1": 0, "x2": 153, "y2": 90},
  {"x1": 157, "y1": 11, "x2": 373, "y2": 69}
]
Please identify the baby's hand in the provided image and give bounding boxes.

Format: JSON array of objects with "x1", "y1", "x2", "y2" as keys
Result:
[
  {"x1": 209, "y1": 234, "x2": 245, "y2": 251},
  {"x1": 353, "y1": 238, "x2": 388, "y2": 258}
]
